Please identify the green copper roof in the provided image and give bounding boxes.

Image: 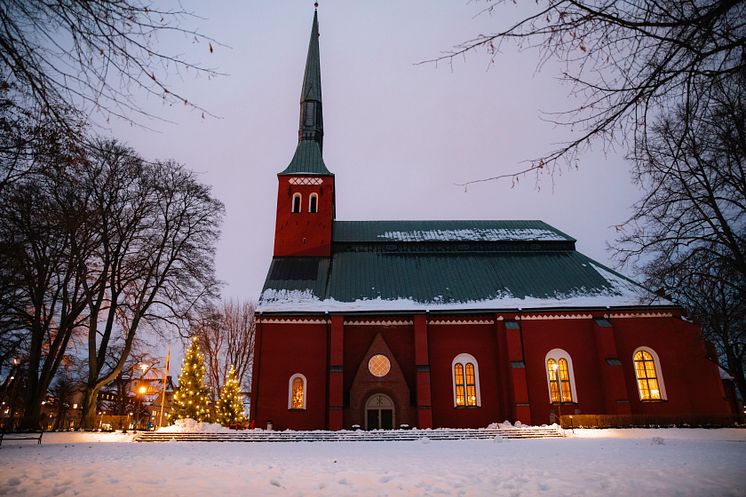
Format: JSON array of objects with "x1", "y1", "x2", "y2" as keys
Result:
[
  {"x1": 258, "y1": 220, "x2": 668, "y2": 313},
  {"x1": 301, "y1": 10, "x2": 322, "y2": 103},
  {"x1": 296, "y1": 10, "x2": 324, "y2": 154},
  {"x1": 279, "y1": 140, "x2": 332, "y2": 176},
  {"x1": 279, "y1": 10, "x2": 329, "y2": 176}
]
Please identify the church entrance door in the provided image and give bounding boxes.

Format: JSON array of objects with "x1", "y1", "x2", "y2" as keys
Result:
[{"x1": 365, "y1": 394, "x2": 395, "y2": 430}]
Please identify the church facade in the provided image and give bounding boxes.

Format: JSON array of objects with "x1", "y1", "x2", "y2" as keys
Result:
[{"x1": 250, "y1": 11, "x2": 732, "y2": 430}]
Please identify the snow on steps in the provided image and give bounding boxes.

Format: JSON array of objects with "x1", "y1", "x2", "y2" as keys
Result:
[{"x1": 134, "y1": 427, "x2": 565, "y2": 443}]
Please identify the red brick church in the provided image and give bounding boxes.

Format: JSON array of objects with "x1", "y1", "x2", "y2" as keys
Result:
[{"x1": 250, "y1": 10, "x2": 731, "y2": 430}]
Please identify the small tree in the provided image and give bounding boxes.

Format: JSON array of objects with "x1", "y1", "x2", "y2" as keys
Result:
[
  {"x1": 171, "y1": 338, "x2": 211, "y2": 422},
  {"x1": 216, "y1": 365, "x2": 245, "y2": 427}
]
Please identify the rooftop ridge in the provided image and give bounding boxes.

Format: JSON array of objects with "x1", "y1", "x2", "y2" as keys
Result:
[{"x1": 332, "y1": 220, "x2": 576, "y2": 243}]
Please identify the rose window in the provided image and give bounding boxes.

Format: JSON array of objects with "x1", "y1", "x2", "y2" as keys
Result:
[{"x1": 368, "y1": 354, "x2": 391, "y2": 378}]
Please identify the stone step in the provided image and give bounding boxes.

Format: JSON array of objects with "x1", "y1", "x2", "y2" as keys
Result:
[{"x1": 135, "y1": 427, "x2": 564, "y2": 443}]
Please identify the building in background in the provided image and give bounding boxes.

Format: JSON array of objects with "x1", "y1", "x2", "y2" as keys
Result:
[{"x1": 250, "y1": 9, "x2": 733, "y2": 430}]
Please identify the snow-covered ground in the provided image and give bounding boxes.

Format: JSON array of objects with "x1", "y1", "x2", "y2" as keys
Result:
[{"x1": 1, "y1": 428, "x2": 744, "y2": 496}]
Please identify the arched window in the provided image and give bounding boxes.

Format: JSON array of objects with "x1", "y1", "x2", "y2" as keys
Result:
[
  {"x1": 452, "y1": 353, "x2": 481, "y2": 407},
  {"x1": 288, "y1": 373, "x2": 306, "y2": 409},
  {"x1": 291, "y1": 193, "x2": 302, "y2": 213},
  {"x1": 545, "y1": 349, "x2": 577, "y2": 403},
  {"x1": 309, "y1": 193, "x2": 318, "y2": 213},
  {"x1": 633, "y1": 347, "x2": 666, "y2": 400}
]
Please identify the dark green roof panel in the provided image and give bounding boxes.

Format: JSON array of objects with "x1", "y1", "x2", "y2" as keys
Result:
[
  {"x1": 261, "y1": 257, "x2": 329, "y2": 300},
  {"x1": 258, "y1": 220, "x2": 665, "y2": 312},
  {"x1": 279, "y1": 140, "x2": 332, "y2": 176}
]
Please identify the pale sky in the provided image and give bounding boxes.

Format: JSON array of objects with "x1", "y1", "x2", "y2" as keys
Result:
[{"x1": 109, "y1": 0, "x2": 641, "y2": 309}]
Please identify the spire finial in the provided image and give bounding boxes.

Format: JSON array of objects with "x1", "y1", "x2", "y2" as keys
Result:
[{"x1": 314, "y1": 2, "x2": 318, "y2": 9}]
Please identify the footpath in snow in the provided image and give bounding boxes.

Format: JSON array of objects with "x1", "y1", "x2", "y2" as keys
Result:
[{"x1": 0, "y1": 427, "x2": 744, "y2": 496}]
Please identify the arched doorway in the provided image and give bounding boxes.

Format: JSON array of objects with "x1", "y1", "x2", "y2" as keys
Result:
[{"x1": 365, "y1": 393, "x2": 395, "y2": 430}]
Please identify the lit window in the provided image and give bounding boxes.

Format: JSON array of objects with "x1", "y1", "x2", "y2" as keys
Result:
[
  {"x1": 368, "y1": 354, "x2": 391, "y2": 378},
  {"x1": 545, "y1": 349, "x2": 577, "y2": 403},
  {"x1": 452, "y1": 353, "x2": 481, "y2": 407},
  {"x1": 633, "y1": 347, "x2": 666, "y2": 400},
  {"x1": 288, "y1": 373, "x2": 306, "y2": 410},
  {"x1": 292, "y1": 193, "x2": 302, "y2": 213},
  {"x1": 454, "y1": 363, "x2": 465, "y2": 406},
  {"x1": 309, "y1": 193, "x2": 318, "y2": 213}
]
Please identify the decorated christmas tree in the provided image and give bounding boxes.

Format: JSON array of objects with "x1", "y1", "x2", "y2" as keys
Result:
[
  {"x1": 171, "y1": 337, "x2": 211, "y2": 422},
  {"x1": 216, "y1": 365, "x2": 246, "y2": 427}
]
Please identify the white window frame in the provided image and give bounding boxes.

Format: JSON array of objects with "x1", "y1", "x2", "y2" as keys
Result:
[
  {"x1": 308, "y1": 192, "x2": 319, "y2": 213},
  {"x1": 451, "y1": 353, "x2": 482, "y2": 407},
  {"x1": 544, "y1": 348, "x2": 578, "y2": 403},
  {"x1": 288, "y1": 373, "x2": 307, "y2": 410},
  {"x1": 632, "y1": 346, "x2": 667, "y2": 400},
  {"x1": 291, "y1": 193, "x2": 302, "y2": 213}
]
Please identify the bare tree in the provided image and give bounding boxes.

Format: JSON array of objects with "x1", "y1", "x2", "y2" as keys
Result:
[
  {"x1": 615, "y1": 79, "x2": 746, "y2": 397},
  {"x1": 0, "y1": 153, "x2": 102, "y2": 429},
  {"x1": 0, "y1": 0, "x2": 219, "y2": 128},
  {"x1": 193, "y1": 299, "x2": 256, "y2": 399},
  {"x1": 680, "y1": 263, "x2": 745, "y2": 401},
  {"x1": 98, "y1": 350, "x2": 159, "y2": 419},
  {"x1": 77, "y1": 140, "x2": 224, "y2": 429},
  {"x1": 0, "y1": 82, "x2": 83, "y2": 194},
  {"x1": 48, "y1": 356, "x2": 85, "y2": 431},
  {"x1": 424, "y1": 1, "x2": 746, "y2": 186},
  {"x1": 0, "y1": 136, "x2": 224, "y2": 430}
]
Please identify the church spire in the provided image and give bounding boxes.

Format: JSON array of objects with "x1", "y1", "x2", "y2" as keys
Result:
[
  {"x1": 279, "y1": 8, "x2": 331, "y2": 176},
  {"x1": 299, "y1": 9, "x2": 323, "y2": 148}
]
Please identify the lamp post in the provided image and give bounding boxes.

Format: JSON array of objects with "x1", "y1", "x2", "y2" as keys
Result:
[
  {"x1": 136, "y1": 386, "x2": 147, "y2": 430},
  {"x1": 552, "y1": 363, "x2": 563, "y2": 427},
  {"x1": 124, "y1": 411, "x2": 132, "y2": 433},
  {"x1": 133, "y1": 361, "x2": 159, "y2": 430}
]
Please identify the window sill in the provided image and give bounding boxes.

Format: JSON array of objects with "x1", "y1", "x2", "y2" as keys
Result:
[
  {"x1": 453, "y1": 405, "x2": 481, "y2": 409},
  {"x1": 639, "y1": 399, "x2": 667, "y2": 403},
  {"x1": 288, "y1": 408, "x2": 306, "y2": 411}
]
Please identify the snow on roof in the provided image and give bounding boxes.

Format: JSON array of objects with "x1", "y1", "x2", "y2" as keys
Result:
[
  {"x1": 375, "y1": 228, "x2": 568, "y2": 242},
  {"x1": 258, "y1": 264, "x2": 665, "y2": 313}
]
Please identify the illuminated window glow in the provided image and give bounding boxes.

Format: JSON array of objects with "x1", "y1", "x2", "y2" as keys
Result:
[
  {"x1": 288, "y1": 373, "x2": 307, "y2": 409},
  {"x1": 545, "y1": 349, "x2": 577, "y2": 403},
  {"x1": 368, "y1": 354, "x2": 391, "y2": 378},
  {"x1": 633, "y1": 348, "x2": 666, "y2": 400},
  {"x1": 452, "y1": 353, "x2": 481, "y2": 407}
]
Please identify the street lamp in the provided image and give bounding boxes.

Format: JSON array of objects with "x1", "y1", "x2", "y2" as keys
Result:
[
  {"x1": 552, "y1": 363, "x2": 563, "y2": 428},
  {"x1": 135, "y1": 386, "x2": 148, "y2": 430}
]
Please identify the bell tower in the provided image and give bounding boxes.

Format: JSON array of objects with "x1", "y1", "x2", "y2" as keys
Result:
[{"x1": 273, "y1": 9, "x2": 335, "y2": 257}]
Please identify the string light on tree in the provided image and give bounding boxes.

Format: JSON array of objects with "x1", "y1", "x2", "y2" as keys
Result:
[
  {"x1": 171, "y1": 337, "x2": 211, "y2": 422},
  {"x1": 216, "y1": 365, "x2": 246, "y2": 427}
]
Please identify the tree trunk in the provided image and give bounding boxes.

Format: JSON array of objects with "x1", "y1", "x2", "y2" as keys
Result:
[
  {"x1": 18, "y1": 391, "x2": 42, "y2": 430},
  {"x1": 726, "y1": 353, "x2": 746, "y2": 402},
  {"x1": 79, "y1": 387, "x2": 100, "y2": 430}
]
